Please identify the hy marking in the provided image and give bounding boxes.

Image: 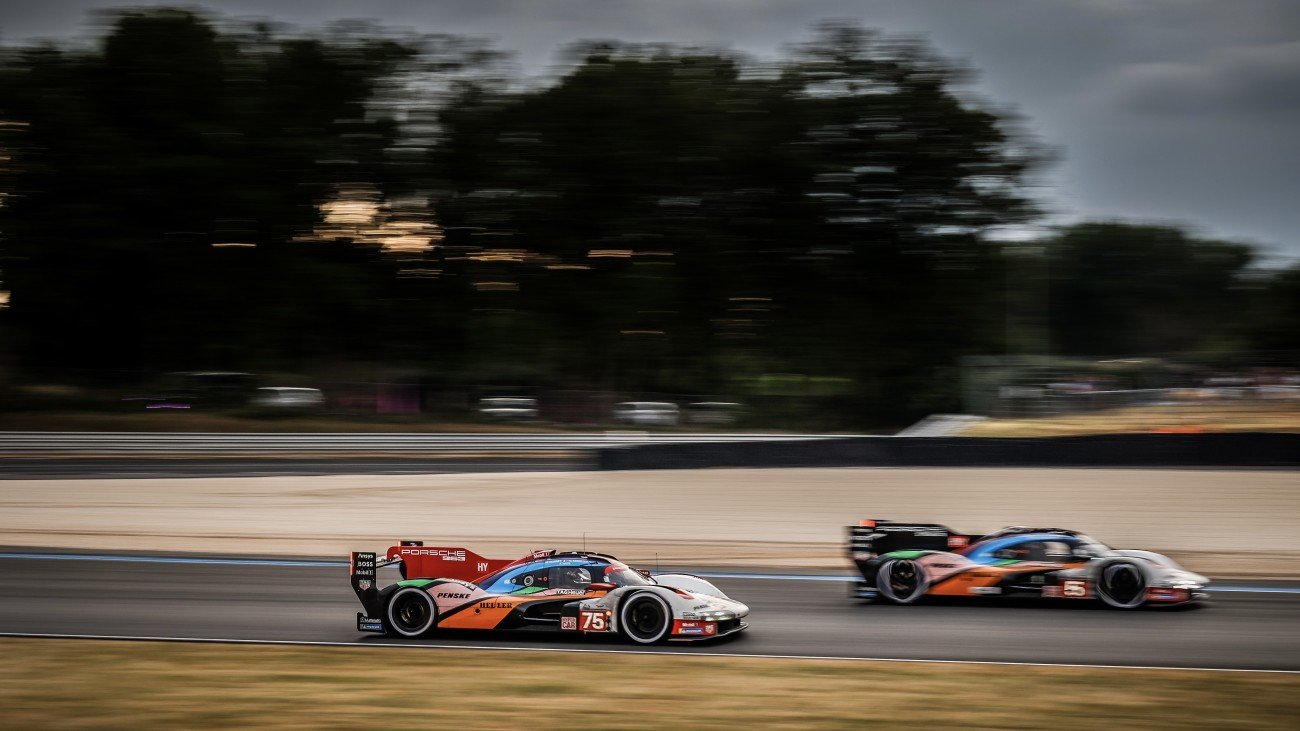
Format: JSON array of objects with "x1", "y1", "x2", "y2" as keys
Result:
[
  {"x1": 0, "y1": 632, "x2": 1295, "y2": 675},
  {"x1": 0, "y1": 551, "x2": 1296, "y2": 594}
]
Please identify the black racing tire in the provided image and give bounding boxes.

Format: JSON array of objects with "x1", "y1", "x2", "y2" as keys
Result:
[
  {"x1": 876, "y1": 559, "x2": 928, "y2": 604},
  {"x1": 386, "y1": 587, "x2": 438, "y2": 637},
  {"x1": 620, "y1": 592, "x2": 673, "y2": 644},
  {"x1": 1096, "y1": 560, "x2": 1148, "y2": 609}
]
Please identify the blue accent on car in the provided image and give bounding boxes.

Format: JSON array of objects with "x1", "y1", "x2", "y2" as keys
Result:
[
  {"x1": 964, "y1": 533, "x2": 1082, "y2": 565},
  {"x1": 479, "y1": 557, "x2": 612, "y2": 594}
]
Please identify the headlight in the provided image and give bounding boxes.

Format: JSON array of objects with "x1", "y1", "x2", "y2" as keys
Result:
[{"x1": 1153, "y1": 579, "x2": 1204, "y2": 589}]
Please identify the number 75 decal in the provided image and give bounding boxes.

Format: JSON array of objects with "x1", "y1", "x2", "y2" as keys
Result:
[{"x1": 580, "y1": 610, "x2": 610, "y2": 632}]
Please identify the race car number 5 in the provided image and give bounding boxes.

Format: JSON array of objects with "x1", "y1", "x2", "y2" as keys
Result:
[
  {"x1": 1062, "y1": 580, "x2": 1087, "y2": 597},
  {"x1": 580, "y1": 610, "x2": 609, "y2": 632}
]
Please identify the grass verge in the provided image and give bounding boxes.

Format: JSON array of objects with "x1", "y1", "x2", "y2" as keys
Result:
[
  {"x1": 962, "y1": 402, "x2": 1300, "y2": 436},
  {"x1": 0, "y1": 639, "x2": 1296, "y2": 730}
]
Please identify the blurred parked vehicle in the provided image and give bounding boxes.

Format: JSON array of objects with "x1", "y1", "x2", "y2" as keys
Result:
[
  {"x1": 173, "y1": 371, "x2": 258, "y2": 403},
  {"x1": 613, "y1": 401, "x2": 680, "y2": 426},
  {"x1": 477, "y1": 396, "x2": 540, "y2": 420},
  {"x1": 251, "y1": 387, "x2": 325, "y2": 408},
  {"x1": 1203, "y1": 376, "x2": 1250, "y2": 399},
  {"x1": 686, "y1": 401, "x2": 742, "y2": 425},
  {"x1": 123, "y1": 371, "x2": 258, "y2": 410}
]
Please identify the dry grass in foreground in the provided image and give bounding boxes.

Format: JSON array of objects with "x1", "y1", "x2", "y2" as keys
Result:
[
  {"x1": 0, "y1": 639, "x2": 1296, "y2": 730},
  {"x1": 962, "y1": 401, "x2": 1300, "y2": 437}
]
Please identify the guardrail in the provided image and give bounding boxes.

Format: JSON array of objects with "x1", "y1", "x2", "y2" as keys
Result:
[{"x1": 0, "y1": 432, "x2": 858, "y2": 456}]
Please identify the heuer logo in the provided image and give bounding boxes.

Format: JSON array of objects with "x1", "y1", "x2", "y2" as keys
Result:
[
  {"x1": 480, "y1": 602, "x2": 511, "y2": 609},
  {"x1": 400, "y1": 548, "x2": 466, "y2": 561}
]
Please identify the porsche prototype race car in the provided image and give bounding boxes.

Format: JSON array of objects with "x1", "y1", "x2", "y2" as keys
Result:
[
  {"x1": 350, "y1": 542, "x2": 748, "y2": 643},
  {"x1": 848, "y1": 520, "x2": 1209, "y2": 609}
]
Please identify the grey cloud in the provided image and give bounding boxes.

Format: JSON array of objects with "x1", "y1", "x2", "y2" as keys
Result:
[{"x1": 1116, "y1": 41, "x2": 1300, "y2": 115}]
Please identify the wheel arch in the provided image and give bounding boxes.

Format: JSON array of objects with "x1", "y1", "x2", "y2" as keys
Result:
[
  {"x1": 615, "y1": 588, "x2": 676, "y2": 644},
  {"x1": 1092, "y1": 557, "x2": 1153, "y2": 609}
]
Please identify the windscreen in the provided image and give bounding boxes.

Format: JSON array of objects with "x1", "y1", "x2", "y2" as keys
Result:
[{"x1": 602, "y1": 564, "x2": 654, "y2": 587}]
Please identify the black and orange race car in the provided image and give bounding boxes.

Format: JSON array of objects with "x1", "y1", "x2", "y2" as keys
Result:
[
  {"x1": 350, "y1": 542, "x2": 749, "y2": 643},
  {"x1": 848, "y1": 520, "x2": 1209, "y2": 609}
]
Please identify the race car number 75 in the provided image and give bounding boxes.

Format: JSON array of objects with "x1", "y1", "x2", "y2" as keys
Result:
[{"x1": 580, "y1": 610, "x2": 609, "y2": 631}]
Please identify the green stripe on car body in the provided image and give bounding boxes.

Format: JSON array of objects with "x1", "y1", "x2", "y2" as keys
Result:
[
  {"x1": 396, "y1": 578, "x2": 443, "y2": 589},
  {"x1": 885, "y1": 550, "x2": 933, "y2": 559}
]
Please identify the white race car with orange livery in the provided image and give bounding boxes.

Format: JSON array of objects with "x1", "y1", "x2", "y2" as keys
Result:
[
  {"x1": 350, "y1": 542, "x2": 749, "y2": 643},
  {"x1": 848, "y1": 520, "x2": 1209, "y2": 609}
]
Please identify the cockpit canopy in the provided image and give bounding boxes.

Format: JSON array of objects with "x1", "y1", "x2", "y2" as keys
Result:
[
  {"x1": 965, "y1": 532, "x2": 1113, "y2": 565},
  {"x1": 479, "y1": 554, "x2": 654, "y2": 594}
]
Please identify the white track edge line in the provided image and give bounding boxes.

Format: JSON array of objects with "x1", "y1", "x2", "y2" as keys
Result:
[{"x1": 0, "y1": 632, "x2": 1295, "y2": 674}]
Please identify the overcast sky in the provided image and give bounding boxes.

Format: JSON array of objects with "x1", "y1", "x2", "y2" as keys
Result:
[{"x1": 5, "y1": 0, "x2": 1299, "y2": 261}]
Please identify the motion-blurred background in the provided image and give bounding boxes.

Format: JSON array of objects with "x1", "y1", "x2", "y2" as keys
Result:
[{"x1": 0, "y1": 3, "x2": 1296, "y2": 433}]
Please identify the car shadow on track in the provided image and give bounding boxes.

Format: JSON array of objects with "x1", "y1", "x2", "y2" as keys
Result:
[
  {"x1": 354, "y1": 627, "x2": 752, "y2": 648},
  {"x1": 852, "y1": 596, "x2": 1206, "y2": 612}
]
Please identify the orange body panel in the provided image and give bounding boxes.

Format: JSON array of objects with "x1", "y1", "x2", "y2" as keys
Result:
[
  {"x1": 436, "y1": 589, "x2": 609, "y2": 630},
  {"x1": 928, "y1": 561, "x2": 1089, "y2": 597}
]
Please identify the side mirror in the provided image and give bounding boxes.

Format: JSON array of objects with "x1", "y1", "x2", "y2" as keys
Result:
[{"x1": 588, "y1": 582, "x2": 617, "y2": 592}]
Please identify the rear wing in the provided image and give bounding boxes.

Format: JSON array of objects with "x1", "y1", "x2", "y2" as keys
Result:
[
  {"x1": 348, "y1": 541, "x2": 536, "y2": 610},
  {"x1": 349, "y1": 551, "x2": 382, "y2": 617},
  {"x1": 382, "y1": 541, "x2": 517, "y2": 583},
  {"x1": 847, "y1": 520, "x2": 972, "y2": 564}
]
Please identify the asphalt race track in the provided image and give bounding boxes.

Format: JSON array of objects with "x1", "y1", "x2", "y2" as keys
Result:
[{"x1": 1, "y1": 553, "x2": 1296, "y2": 671}]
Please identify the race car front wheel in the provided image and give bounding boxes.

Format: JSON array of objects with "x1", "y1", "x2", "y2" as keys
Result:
[
  {"x1": 876, "y1": 559, "x2": 928, "y2": 604},
  {"x1": 1096, "y1": 561, "x2": 1147, "y2": 609},
  {"x1": 620, "y1": 592, "x2": 672, "y2": 644},
  {"x1": 386, "y1": 587, "x2": 438, "y2": 637}
]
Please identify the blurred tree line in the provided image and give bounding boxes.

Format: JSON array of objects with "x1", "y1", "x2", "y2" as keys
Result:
[{"x1": 0, "y1": 9, "x2": 1295, "y2": 424}]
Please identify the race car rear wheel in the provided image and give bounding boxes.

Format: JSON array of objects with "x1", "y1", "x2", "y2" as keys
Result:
[
  {"x1": 386, "y1": 587, "x2": 438, "y2": 637},
  {"x1": 620, "y1": 592, "x2": 672, "y2": 644},
  {"x1": 1097, "y1": 561, "x2": 1147, "y2": 609},
  {"x1": 876, "y1": 559, "x2": 928, "y2": 604}
]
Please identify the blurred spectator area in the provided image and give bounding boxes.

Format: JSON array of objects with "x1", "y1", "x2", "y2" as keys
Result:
[
  {"x1": 962, "y1": 353, "x2": 1300, "y2": 419},
  {"x1": 0, "y1": 367, "x2": 773, "y2": 430}
]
